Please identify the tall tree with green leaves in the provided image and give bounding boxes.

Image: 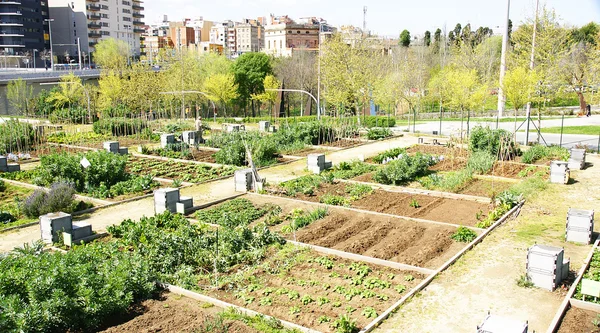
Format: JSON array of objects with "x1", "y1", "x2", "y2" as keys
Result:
[
  {"x1": 203, "y1": 73, "x2": 239, "y2": 116},
  {"x1": 400, "y1": 30, "x2": 411, "y2": 47},
  {"x1": 252, "y1": 75, "x2": 280, "y2": 116},
  {"x1": 503, "y1": 66, "x2": 539, "y2": 135},
  {"x1": 232, "y1": 52, "x2": 272, "y2": 117},
  {"x1": 424, "y1": 31, "x2": 431, "y2": 47},
  {"x1": 7, "y1": 78, "x2": 33, "y2": 115},
  {"x1": 45, "y1": 73, "x2": 84, "y2": 110},
  {"x1": 94, "y1": 38, "x2": 130, "y2": 72}
]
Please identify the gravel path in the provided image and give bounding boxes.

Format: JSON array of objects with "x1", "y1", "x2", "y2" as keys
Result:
[{"x1": 373, "y1": 155, "x2": 600, "y2": 333}]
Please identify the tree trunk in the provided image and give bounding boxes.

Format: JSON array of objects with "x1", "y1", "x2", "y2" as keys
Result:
[
  {"x1": 251, "y1": 99, "x2": 256, "y2": 117},
  {"x1": 514, "y1": 108, "x2": 518, "y2": 142},
  {"x1": 577, "y1": 91, "x2": 587, "y2": 115}
]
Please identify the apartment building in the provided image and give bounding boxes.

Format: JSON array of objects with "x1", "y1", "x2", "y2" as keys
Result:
[
  {"x1": 49, "y1": 0, "x2": 145, "y2": 59},
  {"x1": 264, "y1": 22, "x2": 319, "y2": 57},
  {"x1": 168, "y1": 22, "x2": 194, "y2": 49},
  {"x1": 0, "y1": 0, "x2": 50, "y2": 56}
]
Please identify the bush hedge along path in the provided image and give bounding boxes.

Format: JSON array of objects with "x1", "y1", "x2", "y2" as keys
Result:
[{"x1": 0, "y1": 135, "x2": 421, "y2": 252}]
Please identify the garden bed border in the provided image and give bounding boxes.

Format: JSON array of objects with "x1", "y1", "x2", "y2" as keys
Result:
[{"x1": 360, "y1": 200, "x2": 524, "y2": 333}]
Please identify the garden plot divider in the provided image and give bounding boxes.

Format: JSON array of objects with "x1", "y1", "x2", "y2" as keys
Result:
[
  {"x1": 545, "y1": 239, "x2": 600, "y2": 333},
  {"x1": 160, "y1": 283, "x2": 321, "y2": 333},
  {"x1": 360, "y1": 200, "x2": 525, "y2": 333}
]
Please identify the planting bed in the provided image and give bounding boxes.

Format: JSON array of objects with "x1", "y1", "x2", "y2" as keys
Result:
[
  {"x1": 406, "y1": 144, "x2": 469, "y2": 157},
  {"x1": 0, "y1": 182, "x2": 36, "y2": 230},
  {"x1": 319, "y1": 138, "x2": 364, "y2": 148},
  {"x1": 128, "y1": 156, "x2": 236, "y2": 183},
  {"x1": 270, "y1": 180, "x2": 490, "y2": 227},
  {"x1": 282, "y1": 147, "x2": 328, "y2": 157},
  {"x1": 145, "y1": 147, "x2": 219, "y2": 164},
  {"x1": 244, "y1": 194, "x2": 469, "y2": 269},
  {"x1": 199, "y1": 244, "x2": 424, "y2": 332},
  {"x1": 98, "y1": 293, "x2": 259, "y2": 333},
  {"x1": 457, "y1": 178, "x2": 513, "y2": 198},
  {"x1": 556, "y1": 307, "x2": 600, "y2": 333},
  {"x1": 488, "y1": 161, "x2": 548, "y2": 179}
]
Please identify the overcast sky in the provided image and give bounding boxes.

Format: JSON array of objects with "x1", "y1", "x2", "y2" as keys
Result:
[{"x1": 144, "y1": 0, "x2": 599, "y2": 37}]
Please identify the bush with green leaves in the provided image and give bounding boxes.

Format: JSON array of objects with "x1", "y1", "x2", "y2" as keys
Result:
[
  {"x1": 366, "y1": 128, "x2": 392, "y2": 140},
  {"x1": 521, "y1": 145, "x2": 569, "y2": 164},
  {"x1": 345, "y1": 183, "x2": 373, "y2": 200},
  {"x1": 0, "y1": 211, "x2": 16, "y2": 224},
  {"x1": 326, "y1": 161, "x2": 376, "y2": 179},
  {"x1": 469, "y1": 126, "x2": 519, "y2": 159},
  {"x1": 0, "y1": 240, "x2": 157, "y2": 333},
  {"x1": 0, "y1": 179, "x2": 5, "y2": 192},
  {"x1": 195, "y1": 198, "x2": 279, "y2": 228},
  {"x1": 332, "y1": 314, "x2": 359, "y2": 333},
  {"x1": 476, "y1": 191, "x2": 522, "y2": 228},
  {"x1": 372, "y1": 147, "x2": 407, "y2": 164},
  {"x1": 373, "y1": 153, "x2": 436, "y2": 185},
  {"x1": 209, "y1": 131, "x2": 278, "y2": 167},
  {"x1": 451, "y1": 226, "x2": 478, "y2": 243},
  {"x1": 0, "y1": 119, "x2": 35, "y2": 154},
  {"x1": 466, "y1": 151, "x2": 496, "y2": 174},
  {"x1": 49, "y1": 106, "x2": 88, "y2": 124},
  {"x1": 22, "y1": 182, "x2": 77, "y2": 218},
  {"x1": 281, "y1": 207, "x2": 328, "y2": 233},
  {"x1": 320, "y1": 194, "x2": 349, "y2": 206},
  {"x1": 279, "y1": 174, "x2": 331, "y2": 196}
]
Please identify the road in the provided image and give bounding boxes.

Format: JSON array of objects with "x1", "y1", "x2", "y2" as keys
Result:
[{"x1": 396, "y1": 115, "x2": 600, "y2": 149}]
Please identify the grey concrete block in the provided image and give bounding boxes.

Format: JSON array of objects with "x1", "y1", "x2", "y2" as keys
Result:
[
  {"x1": 259, "y1": 121, "x2": 271, "y2": 132},
  {"x1": 40, "y1": 212, "x2": 73, "y2": 243},
  {"x1": 6, "y1": 164, "x2": 20, "y2": 172},
  {"x1": 527, "y1": 244, "x2": 565, "y2": 291},
  {"x1": 118, "y1": 147, "x2": 129, "y2": 155},
  {"x1": 103, "y1": 141, "x2": 120, "y2": 153},
  {"x1": 182, "y1": 131, "x2": 201, "y2": 145},
  {"x1": 0, "y1": 156, "x2": 6, "y2": 167},
  {"x1": 477, "y1": 314, "x2": 528, "y2": 333},
  {"x1": 324, "y1": 161, "x2": 332, "y2": 170},
  {"x1": 160, "y1": 134, "x2": 175, "y2": 148},
  {"x1": 179, "y1": 196, "x2": 193, "y2": 209},
  {"x1": 71, "y1": 222, "x2": 93, "y2": 240}
]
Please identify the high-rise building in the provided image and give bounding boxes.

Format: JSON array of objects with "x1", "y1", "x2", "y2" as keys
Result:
[
  {"x1": 0, "y1": 0, "x2": 50, "y2": 56},
  {"x1": 48, "y1": 0, "x2": 145, "y2": 61},
  {"x1": 235, "y1": 23, "x2": 262, "y2": 54}
]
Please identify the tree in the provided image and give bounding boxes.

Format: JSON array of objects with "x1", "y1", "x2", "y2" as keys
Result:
[
  {"x1": 273, "y1": 51, "x2": 317, "y2": 115},
  {"x1": 203, "y1": 73, "x2": 239, "y2": 116},
  {"x1": 7, "y1": 78, "x2": 33, "y2": 115},
  {"x1": 97, "y1": 72, "x2": 125, "y2": 113},
  {"x1": 232, "y1": 52, "x2": 272, "y2": 117},
  {"x1": 502, "y1": 66, "x2": 539, "y2": 134},
  {"x1": 252, "y1": 75, "x2": 280, "y2": 116},
  {"x1": 424, "y1": 31, "x2": 431, "y2": 47},
  {"x1": 94, "y1": 38, "x2": 129, "y2": 72},
  {"x1": 400, "y1": 30, "x2": 411, "y2": 47},
  {"x1": 444, "y1": 66, "x2": 480, "y2": 140},
  {"x1": 45, "y1": 74, "x2": 84, "y2": 110}
]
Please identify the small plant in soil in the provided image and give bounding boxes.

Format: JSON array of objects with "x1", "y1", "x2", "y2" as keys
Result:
[
  {"x1": 362, "y1": 307, "x2": 378, "y2": 319},
  {"x1": 317, "y1": 296, "x2": 330, "y2": 306},
  {"x1": 404, "y1": 275, "x2": 414, "y2": 282},
  {"x1": 451, "y1": 226, "x2": 478, "y2": 243},
  {"x1": 288, "y1": 290, "x2": 300, "y2": 300},
  {"x1": 320, "y1": 194, "x2": 349, "y2": 206},
  {"x1": 289, "y1": 306, "x2": 301, "y2": 316},
  {"x1": 592, "y1": 314, "x2": 600, "y2": 327},
  {"x1": 476, "y1": 210, "x2": 483, "y2": 221},
  {"x1": 395, "y1": 284, "x2": 407, "y2": 294},
  {"x1": 345, "y1": 306, "x2": 357, "y2": 313},
  {"x1": 172, "y1": 179, "x2": 183, "y2": 187},
  {"x1": 332, "y1": 314, "x2": 359, "y2": 333},
  {"x1": 516, "y1": 274, "x2": 534, "y2": 288},
  {"x1": 259, "y1": 297, "x2": 273, "y2": 306},
  {"x1": 409, "y1": 199, "x2": 420, "y2": 208},
  {"x1": 301, "y1": 295, "x2": 314, "y2": 305},
  {"x1": 318, "y1": 316, "x2": 331, "y2": 324},
  {"x1": 332, "y1": 301, "x2": 342, "y2": 308}
]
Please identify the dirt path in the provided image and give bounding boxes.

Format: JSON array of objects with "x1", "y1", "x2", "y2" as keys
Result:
[
  {"x1": 373, "y1": 155, "x2": 600, "y2": 333},
  {"x1": 0, "y1": 135, "x2": 419, "y2": 252}
]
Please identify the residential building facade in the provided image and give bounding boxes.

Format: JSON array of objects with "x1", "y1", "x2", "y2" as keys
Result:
[
  {"x1": 264, "y1": 22, "x2": 319, "y2": 57},
  {"x1": 0, "y1": 0, "x2": 50, "y2": 57},
  {"x1": 48, "y1": 0, "x2": 145, "y2": 60}
]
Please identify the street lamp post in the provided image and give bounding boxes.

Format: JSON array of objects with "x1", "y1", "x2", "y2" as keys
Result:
[
  {"x1": 317, "y1": 21, "x2": 323, "y2": 119},
  {"x1": 267, "y1": 88, "x2": 320, "y2": 120},
  {"x1": 33, "y1": 49, "x2": 37, "y2": 73},
  {"x1": 45, "y1": 19, "x2": 54, "y2": 71}
]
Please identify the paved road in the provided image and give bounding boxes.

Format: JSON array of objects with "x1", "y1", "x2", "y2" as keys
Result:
[{"x1": 396, "y1": 115, "x2": 600, "y2": 149}]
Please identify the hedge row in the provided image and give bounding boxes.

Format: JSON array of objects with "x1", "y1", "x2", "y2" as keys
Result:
[{"x1": 93, "y1": 117, "x2": 147, "y2": 136}]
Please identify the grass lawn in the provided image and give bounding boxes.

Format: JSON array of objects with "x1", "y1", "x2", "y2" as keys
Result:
[
  {"x1": 0, "y1": 182, "x2": 36, "y2": 231},
  {"x1": 524, "y1": 125, "x2": 600, "y2": 135}
]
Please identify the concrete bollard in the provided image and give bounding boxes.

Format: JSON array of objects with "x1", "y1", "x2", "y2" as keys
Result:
[
  {"x1": 234, "y1": 169, "x2": 253, "y2": 192},
  {"x1": 103, "y1": 141, "x2": 120, "y2": 154},
  {"x1": 176, "y1": 196, "x2": 194, "y2": 214},
  {"x1": 40, "y1": 212, "x2": 73, "y2": 244},
  {"x1": 549, "y1": 161, "x2": 569, "y2": 184},
  {"x1": 568, "y1": 148, "x2": 586, "y2": 170},
  {"x1": 566, "y1": 208, "x2": 594, "y2": 244},
  {"x1": 477, "y1": 313, "x2": 528, "y2": 333},
  {"x1": 307, "y1": 154, "x2": 331, "y2": 174},
  {"x1": 526, "y1": 244, "x2": 569, "y2": 291},
  {"x1": 259, "y1": 121, "x2": 271, "y2": 132},
  {"x1": 160, "y1": 134, "x2": 175, "y2": 148},
  {"x1": 154, "y1": 188, "x2": 181, "y2": 213}
]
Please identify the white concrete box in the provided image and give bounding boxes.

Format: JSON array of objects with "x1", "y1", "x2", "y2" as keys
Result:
[
  {"x1": 477, "y1": 314, "x2": 528, "y2": 333},
  {"x1": 40, "y1": 212, "x2": 73, "y2": 243},
  {"x1": 526, "y1": 244, "x2": 565, "y2": 291}
]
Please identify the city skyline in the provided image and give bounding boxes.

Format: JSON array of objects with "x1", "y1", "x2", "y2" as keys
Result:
[{"x1": 144, "y1": 0, "x2": 599, "y2": 37}]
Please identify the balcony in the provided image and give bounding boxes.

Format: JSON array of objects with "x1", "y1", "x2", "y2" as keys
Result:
[
  {"x1": 88, "y1": 22, "x2": 101, "y2": 29},
  {"x1": 87, "y1": 0, "x2": 99, "y2": 2},
  {"x1": 133, "y1": 28, "x2": 144, "y2": 33},
  {"x1": 88, "y1": 32, "x2": 101, "y2": 38},
  {"x1": 133, "y1": 20, "x2": 144, "y2": 26},
  {"x1": 87, "y1": 4, "x2": 100, "y2": 11},
  {"x1": 132, "y1": 4, "x2": 143, "y2": 10},
  {"x1": 0, "y1": 1, "x2": 22, "y2": 4},
  {"x1": 88, "y1": 13, "x2": 100, "y2": 20},
  {"x1": 132, "y1": 12, "x2": 144, "y2": 18},
  {"x1": 0, "y1": 20, "x2": 22, "y2": 26}
]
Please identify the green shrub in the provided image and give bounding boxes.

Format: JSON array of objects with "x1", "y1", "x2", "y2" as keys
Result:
[
  {"x1": 49, "y1": 106, "x2": 88, "y2": 124},
  {"x1": 366, "y1": 128, "x2": 392, "y2": 140},
  {"x1": 0, "y1": 211, "x2": 15, "y2": 224},
  {"x1": 372, "y1": 147, "x2": 407, "y2": 164},
  {"x1": 469, "y1": 126, "x2": 519, "y2": 159},
  {"x1": 210, "y1": 131, "x2": 278, "y2": 167},
  {"x1": 521, "y1": 145, "x2": 569, "y2": 164},
  {"x1": 279, "y1": 175, "x2": 328, "y2": 196},
  {"x1": 451, "y1": 226, "x2": 478, "y2": 243},
  {"x1": 345, "y1": 183, "x2": 373, "y2": 200},
  {"x1": 23, "y1": 182, "x2": 76, "y2": 218},
  {"x1": 419, "y1": 169, "x2": 473, "y2": 193},
  {"x1": 332, "y1": 314, "x2": 358, "y2": 333},
  {"x1": 327, "y1": 161, "x2": 376, "y2": 179},
  {"x1": 0, "y1": 179, "x2": 5, "y2": 192},
  {"x1": 93, "y1": 117, "x2": 147, "y2": 136},
  {"x1": 320, "y1": 194, "x2": 349, "y2": 206},
  {"x1": 467, "y1": 151, "x2": 496, "y2": 174},
  {"x1": 373, "y1": 153, "x2": 436, "y2": 185},
  {"x1": 195, "y1": 198, "x2": 278, "y2": 228},
  {"x1": 0, "y1": 119, "x2": 35, "y2": 154},
  {"x1": 282, "y1": 207, "x2": 328, "y2": 233}
]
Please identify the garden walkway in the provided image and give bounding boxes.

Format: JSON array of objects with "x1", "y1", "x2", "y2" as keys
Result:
[
  {"x1": 374, "y1": 155, "x2": 600, "y2": 332},
  {"x1": 0, "y1": 135, "x2": 419, "y2": 252}
]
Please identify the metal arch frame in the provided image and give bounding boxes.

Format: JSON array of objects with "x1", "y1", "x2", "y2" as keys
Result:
[{"x1": 266, "y1": 88, "x2": 321, "y2": 120}]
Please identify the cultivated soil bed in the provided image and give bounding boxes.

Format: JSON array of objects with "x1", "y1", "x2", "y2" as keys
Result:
[
  {"x1": 556, "y1": 306, "x2": 600, "y2": 333},
  {"x1": 457, "y1": 178, "x2": 513, "y2": 198},
  {"x1": 406, "y1": 144, "x2": 469, "y2": 158},
  {"x1": 282, "y1": 147, "x2": 329, "y2": 157},
  {"x1": 245, "y1": 194, "x2": 470, "y2": 269},
  {"x1": 272, "y1": 181, "x2": 490, "y2": 227},
  {"x1": 319, "y1": 138, "x2": 364, "y2": 148},
  {"x1": 146, "y1": 147, "x2": 219, "y2": 164},
  {"x1": 198, "y1": 244, "x2": 425, "y2": 332},
  {"x1": 487, "y1": 161, "x2": 549, "y2": 179},
  {"x1": 97, "y1": 292, "x2": 258, "y2": 333},
  {"x1": 127, "y1": 156, "x2": 236, "y2": 183}
]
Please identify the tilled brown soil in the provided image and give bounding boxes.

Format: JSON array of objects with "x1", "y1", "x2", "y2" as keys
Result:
[
  {"x1": 457, "y1": 178, "x2": 513, "y2": 198},
  {"x1": 406, "y1": 144, "x2": 469, "y2": 157},
  {"x1": 200, "y1": 246, "x2": 425, "y2": 332},
  {"x1": 488, "y1": 161, "x2": 549, "y2": 179},
  {"x1": 320, "y1": 139, "x2": 363, "y2": 148},
  {"x1": 428, "y1": 157, "x2": 468, "y2": 172},
  {"x1": 352, "y1": 189, "x2": 491, "y2": 227},
  {"x1": 556, "y1": 306, "x2": 600, "y2": 333},
  {"x1": 98, "y1": 293, "x2": 258, "y2": 333},
  {"x1": 282, "y1": 147, "x2": 328, "y2": 157}
]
